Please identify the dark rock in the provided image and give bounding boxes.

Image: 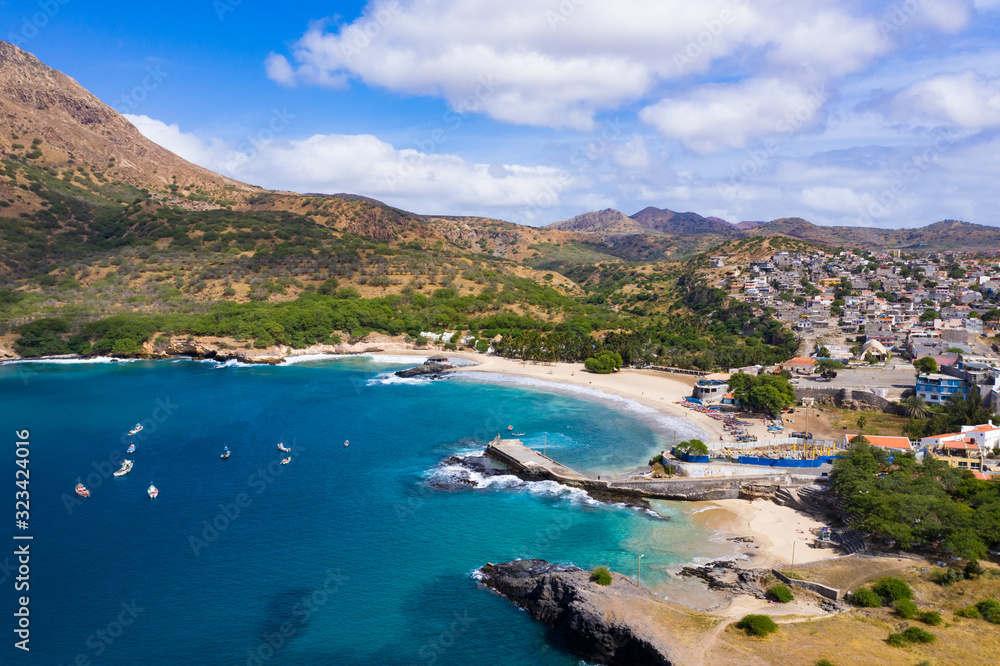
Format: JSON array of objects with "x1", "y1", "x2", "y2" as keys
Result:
[
  {"x1": 677, "y1": 561, "x2": 768, "y2": 598},
  {"x1": 395, "y1": 361, "x2": 454, "y2": 378},
  {"x1": 479, "y1": 559, "x2": 677, "y2": 665}
]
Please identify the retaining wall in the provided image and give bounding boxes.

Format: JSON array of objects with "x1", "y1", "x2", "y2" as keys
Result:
[{"x1": 772, "y1": 569, "x2": 842, "y2": 601}]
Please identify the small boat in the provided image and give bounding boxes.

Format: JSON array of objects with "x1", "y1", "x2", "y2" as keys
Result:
[
  {"x1": 126, "y1": 443, "x2": 136, "y2": 454},
  {"x1": 344, "y1": 440, "x2": 349, "y2": 447},
  {"x1": 75, "y1": 483, "x2": 90, "y2": 498},
  {"x1": 147, "y1": 484, "x2": 159, "y2": 499},
  {"x1": 507, "y1": 425, "x2": 513, "y2": 431},
  {"x1": 280, "y1": 457, "x2": 291, "y2": 465},
  {"x1": 113, "y1": 460, "x2": 134, "y2": 477},
  {"x1": 512, "y1": 432, "x2": 525, "y2": 437},
  {"x1": 277, "y1": 442, "x2": 291, "y2": 453},
  {"x1": 127, "y1": 423, "x2": 143, "y2": 436},
  {"x1": 221, "y1": 446, "x2": 230, "y2": 460}
]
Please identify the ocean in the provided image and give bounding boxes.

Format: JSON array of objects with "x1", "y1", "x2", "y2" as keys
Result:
[{"x1": 0, "y1": 355, "x2": 733, "y2": 665}]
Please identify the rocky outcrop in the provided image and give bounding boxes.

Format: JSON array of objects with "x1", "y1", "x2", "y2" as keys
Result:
[
  {"x1": 479, "y1": 559, "x2": 677, "y2": 665},
  {"x1": 677, "y1": 560, "x2": 768, "y2": 598},
  {"x1": 394, "y1": 359, "x2": 454, "y2": 378}
]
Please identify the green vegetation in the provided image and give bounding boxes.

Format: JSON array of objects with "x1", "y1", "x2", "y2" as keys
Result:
[
  {"x1": 674, "y1": 439, "x2": 709, "y2": 457},
  {"x1": 886, "y1": 626, "x2": 936, "y2": 647},
  {"x1": 893, "y1": 599, "x2": 918, "y2": 619},
  {"x1": 872, "y1": 576, "x2": 913, "y2": 603},
  {"x1": 955, "y1": 604, "x2": 981, "y2": 619},
  {"x1": 768, "y1": 584, "x2": 794, "y2": 603},
  {"x1": 590, "y1": 566, "x2": 612, "y2": 586},
  {"x1": 914, "y1": 356, "x2": 938, "y2": 374},
  {"x1": 727, "y1": 372, "x2": 797, "y2": 416},
  {"x1": 734, "y1": 614, "x2": 778, "y2": 637},
  {"x1": 831, "y1": 439, "x2": 1000, "y2": 559},
  {"x1": 903, "y1": 388, "x2": 996, "y2": 439},
  {"x1": 851, "y1": 587, "x2": 881, "y2": 608},
  {"x1": 584, "y1": 350, "x2": 623, "y2": 374},
  {"x1": 977, "y1": 598, "x2": 1000, "y2": 623},
  {"x1": 919, "y1": 610, "x2": 943, "y2": 626}
]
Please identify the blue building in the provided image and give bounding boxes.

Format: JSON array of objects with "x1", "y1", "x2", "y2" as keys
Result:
[{"x1": 916, "y1": 373, "x2": 969, "y2": 404}]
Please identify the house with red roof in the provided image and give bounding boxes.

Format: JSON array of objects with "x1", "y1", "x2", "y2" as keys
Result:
[{"x1": 844, "y1": 434, "x2": 912, "y2": 452}]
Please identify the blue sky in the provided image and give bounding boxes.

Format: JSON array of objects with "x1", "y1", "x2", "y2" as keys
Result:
[{"x1": 3, "y1": 0, "x2": 1000, "y2": 228}]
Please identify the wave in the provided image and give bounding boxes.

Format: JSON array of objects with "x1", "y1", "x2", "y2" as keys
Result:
[
  {"x1": 456, "y1": 371, "x2": 709, "y2": 441},
  {"x1": 279, "y1": 353, "x2": 354, "y2": 365},
  {"x1": 365, "y1": 370, "x2": 456, "y2": 387}
]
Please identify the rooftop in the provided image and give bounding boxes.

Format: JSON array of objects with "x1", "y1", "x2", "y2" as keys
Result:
[{"x1": 845, "y1": 434, "x2": 912, "y2": 450}]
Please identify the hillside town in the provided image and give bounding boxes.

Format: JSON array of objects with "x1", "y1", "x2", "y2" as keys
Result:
[{"x1": 707, "y1": 248, "x2": 1000, "y2": 410}]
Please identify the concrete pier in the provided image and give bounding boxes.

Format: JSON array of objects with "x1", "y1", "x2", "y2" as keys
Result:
[{"x1": 484, "y1": 436, "x2": 809, "y2": 501}]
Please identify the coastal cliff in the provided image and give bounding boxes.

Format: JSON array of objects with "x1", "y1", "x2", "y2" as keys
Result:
[{"x1": 478, "y1": 559, "x2": 677, "y2": 665}]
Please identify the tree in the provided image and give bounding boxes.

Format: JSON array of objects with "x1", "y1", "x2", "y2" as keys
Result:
[
  {"x1": 856, "y1": 414, "x2": 868, "y2": 434},
  {"x1": 914, "y1": 357, "x2": 938, "y2": 375},
  {"x1": 675, "y1": 439, "x2": 708, "y2": 456},
  {"x1": 817, "y1": 359, "x2": 844, "y2": 373},
  {"x1": 901, "y1": 395, "x2": 929, "y2": 419},
  {"x1": 584, "y1": 350, "x2": 623, "y2": 374},
  {"x1": 919, "y1": 309, "x2": 938, "y2": 323},
  {"x1": 816, "y1": 345, "x2": 831, "y2": 357}
]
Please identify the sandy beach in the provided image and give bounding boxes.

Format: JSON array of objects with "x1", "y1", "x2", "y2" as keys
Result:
[{"x1": 365, "y1": 349, "x2": 842, "y2": 573}]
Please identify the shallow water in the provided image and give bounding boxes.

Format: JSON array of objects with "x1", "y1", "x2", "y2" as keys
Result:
[{"x1": 0, "y1": 355, "x2": 734, "y2": 665}]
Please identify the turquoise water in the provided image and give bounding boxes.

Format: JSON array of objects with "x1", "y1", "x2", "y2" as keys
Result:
[{"x1": 0, "y1": 356, "x2": 728, "y2": 665}]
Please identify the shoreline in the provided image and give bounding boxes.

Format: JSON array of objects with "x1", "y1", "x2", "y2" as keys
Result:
[{"x1": 6, "y1": 344, "x2": 843, "y2": 578}]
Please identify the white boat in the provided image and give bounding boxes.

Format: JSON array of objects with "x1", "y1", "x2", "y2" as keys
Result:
[
  {"x1": 280, "y1": 457, "x2": 291, "y2": 465},
  {"x1": 113, "y1": 460, "x2": 134, "y2": 477},
  {"x1": 75, "y1": 483, "x2": 90, "y2": 498},
  {"x1": 344, "y1": 440, "x2": 349, "y2": 447},
  {"x1": 127, "y1": 423, "x2": 143, "y2": 436},
  {"x1": 126, "y1": 443, "x2": 135, "y2": 454},
  {"x1": 221, "y1": 446, "x2": 230, "y2": 460},
  {"x1": 277, "y1": 442, "x2": 291, "y2": 453},
  {"x1": 147, "y1": 484, "x2": 159, "y2": 499}
]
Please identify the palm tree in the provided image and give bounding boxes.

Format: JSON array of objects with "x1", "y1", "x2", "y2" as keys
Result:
[
  {"x1": 901, "y1": 395, "x2": 929, "y2": 419},
  {"x1": 856, "y1": 414, "x2": 868, "y2": 434}
]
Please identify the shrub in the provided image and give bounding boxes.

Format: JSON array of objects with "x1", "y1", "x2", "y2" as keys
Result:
[
  {"x1": 964, "y1": 559, "x2": 985, "y2": 579},
  {"x1": 735, "y1": 614, "x2": 778, "y2": 637},
  {"x1": 919, "y1": 610, "x2": 943, "y2": 626},
  {"x1": 901, "y1": 626, "x2": 936, "y2": 644},
  {"x1": 769, "y1": 584, "x2": 794, "y2": 603},
  {"x1": 851, "y1": 587, "x2": 881, "y2": 608},
  {"x1": 933, "y1": 568, "x2": 964, "y2": 586},
  {"x1": 886, "y1": 633, "x2": 909, "y2": 648},
  {"x1": 815, "y1": 661, "x2": 836, "y2": 666},
  {"x1": 590, "y1": 566, "x2": 612, "y2": 586},
  {"x1": 872, "y1": 576, "x2": 913, "y2": 603},
  {"x1": 893, "y1": 599, "x2": 918, "y2": 619},
  {"x1": 976, "y1": 599, "x2": 1000, "y2": 624},
  {"x1": 955, "y1": 605, "x2": 981, "y2": 619}
]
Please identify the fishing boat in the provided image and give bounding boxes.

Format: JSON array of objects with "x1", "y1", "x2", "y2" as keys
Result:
[
  {"x1": 75, "y1": 483, "x2": 90, "y2": 498},
  {"x1": 512, "y1": 432, "x2": 525, "y2": 437},
  {"x1": 277, "y1": 442, "x2": 291, "y2": 453},
  {"x1": 126, "y1": 443, "x2": 136, "y2": 454},
  {"x1": 221, "y1": 446, "x2": 230, "y2": 460},
  {"x1": 344, "y1": 440, "x2": 349, "y2": 447},
  {"x1": 280, "y1": 456, "x2": 291, "y2": 465},
  {"x1": 147, "y1": 484, "x2": 159, "y2": 499},
  {"x1": 127, "y1": 423, "x2": 143, "y2": 436},
  {"x1": 113, "y1": 460, "x2": 134, "y2": 477}
]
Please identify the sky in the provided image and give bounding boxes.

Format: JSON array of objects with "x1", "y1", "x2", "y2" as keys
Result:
[{"x1": 3, "y1": 0, "x2": 1000, "y2": 229}]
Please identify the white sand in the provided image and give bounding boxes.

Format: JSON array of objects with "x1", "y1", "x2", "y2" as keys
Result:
[{"x1": 374, "y1": 350, "x2": 841, "y2": 570}]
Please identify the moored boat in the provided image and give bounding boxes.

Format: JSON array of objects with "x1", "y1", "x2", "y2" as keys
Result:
[
  {"x1": 512, "y1": 432, "x2": 525, "y2": 436},
  {"x1": 127, "y1": 423, "x2": 143, "y2": 436},
  {"x1": 75, "y1": 483, "x2": 90, "y2": 498},
  {"x1": 126, "y1": 443, "x2": 136, "y2": 454},
  {"x1": 113, "y1": 460, "x2": 134, "y2": 477},
  {"x1": 280, "y1": 456, "x2": 291, "y2": 465},
  {"x1": 221, "y1": 446, "x2": 230, "y2": 460},
  {"x1": 344, "y1": 440, "x2": 349, "y2": 447},
  {"x1": 147, "y1": 484, "x2": 159, "y2": 499},
  {"x1": 277, "y1": 442, "x2": 291, "y2": 453}
]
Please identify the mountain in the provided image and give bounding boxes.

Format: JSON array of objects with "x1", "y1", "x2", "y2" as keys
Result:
[
  {"x1": 734, "y1": 220, "x2": 765, "y2": 230},
  {"x1": 755, "y1": 217, "x2": 1000, "y2": 251},
  {"x1": 548, "y1": 208, "x2": 646, "y2": 234},
  {"x1": 628, "y1": 206, "x2": 736, "y2": 235},
  {"x1": 0, "y1": 41, "x2": 255, "y2": 203}
]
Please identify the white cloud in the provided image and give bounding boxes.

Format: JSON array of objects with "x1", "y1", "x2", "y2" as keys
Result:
[
  {"x1": 124, "y1": 114, "x2": 579, "y2": 216},
  {"x1": 266, "y1": 0, "x2": 891, "y2": 130},
  {"x1": 883, "y1": 71, "x2": 1000, "y2": 128},
  {"x1": 263, "y1": 53, "x2": 296, "y2": 86},
  {"x1": 639, "y1": 78, "x2": 828, "y2": 153}
]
